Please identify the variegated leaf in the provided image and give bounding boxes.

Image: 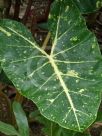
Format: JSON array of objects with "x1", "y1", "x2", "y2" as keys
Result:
[{"x1": 0, "y1": 0, "x2": 102, "y2": 132}]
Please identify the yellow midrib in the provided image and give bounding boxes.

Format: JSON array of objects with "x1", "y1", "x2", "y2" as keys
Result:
[{"x1": 49, "y1": 56, "x2": 80, "y2": 131}]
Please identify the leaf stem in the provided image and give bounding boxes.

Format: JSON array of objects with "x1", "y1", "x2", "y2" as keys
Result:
[{"x1": 42, "y1": 32, "x2": 51, "y2": 50}]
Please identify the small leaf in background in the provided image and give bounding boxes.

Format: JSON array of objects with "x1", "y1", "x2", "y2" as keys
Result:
[
  {"x1": 95, "y1": 102, "x2": 102, "y2": 122},
  {"x1": 0, "y1": 121, "x2": 20, "y2": 136},
  {"x1": 0, "y1": 64, "x2": 2, "y2": 74},
  {"x1": 96, "y1": 110, "x2": 102, "y2": 122},
  {"x1": 13, "y1": 101, "x2": 29, "y2": 136},
  {"x1": 72, "y1": 0, "x2": 102, "y2": 14}
]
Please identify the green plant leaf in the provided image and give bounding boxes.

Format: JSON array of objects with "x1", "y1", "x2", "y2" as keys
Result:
[
  {"x1": 13, "y1": 101, "x2": 29, "y2": 136},
  {"x1": 0, "y1": 0, "x2": 102, "y2": 132},
  {"x1": 0, "y1": 121, "x2": 20, "y2": 136},
  {"x1": 96, "y1": 111, "x2": 102, "y2": 122},
  {"x1": 72, "y1": 0, "x2": 102, "y2": 13},
  {"x1": 0, "y1": 64, "x2": 1, "y2": 73},
  {"x1": 30, "y1": 110, "x2": 90, "y2": 136},
  {"x1": 36, "y1": 116, "x2": 76, "y2": 136},
  {"x1": 95, "y1": 101, "x2": 102, "y2": 122}
]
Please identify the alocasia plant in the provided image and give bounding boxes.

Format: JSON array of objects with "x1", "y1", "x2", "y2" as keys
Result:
[{"x1": 0, "y1": 0, "x2": 102, "y2": 133}]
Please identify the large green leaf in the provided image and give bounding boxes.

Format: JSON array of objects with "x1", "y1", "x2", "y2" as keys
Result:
[
  {"x1": 0, "y1": 0, "x2": 102, "y2": 132},
  {"x1": 72, "y1": 0, "x2": 102, "y2": 13}
]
